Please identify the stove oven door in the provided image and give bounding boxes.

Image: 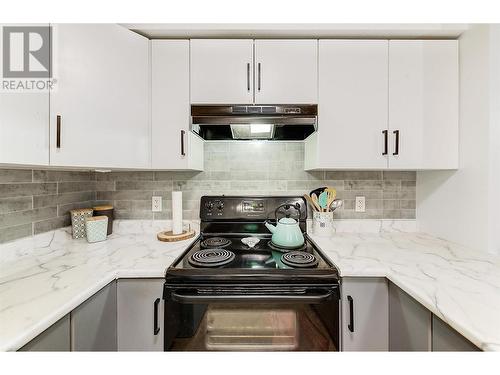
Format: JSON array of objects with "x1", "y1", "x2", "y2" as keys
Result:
[{"x1": 163, "y1": 284, "x2": 339, "y2": 351}]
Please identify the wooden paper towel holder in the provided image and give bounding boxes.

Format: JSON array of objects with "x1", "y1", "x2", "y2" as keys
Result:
[{"x1": 157, "y1": 229, "x2": 196, "y2": 242}]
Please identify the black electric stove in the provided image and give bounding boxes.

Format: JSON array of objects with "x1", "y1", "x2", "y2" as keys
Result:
[
  {"x1": 165, "y1": 196, "x2": 339, "y2": 284},
  {"x1": 163, "y1": 196, "x2": 340, "y2": 351}
]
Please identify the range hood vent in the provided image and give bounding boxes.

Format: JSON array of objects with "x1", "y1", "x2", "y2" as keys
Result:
[{"x1": 191, "y1": 105, "x2": 317, "y2": 141}]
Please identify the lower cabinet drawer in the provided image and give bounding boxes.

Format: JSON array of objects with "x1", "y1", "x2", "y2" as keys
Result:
[
  {"x1": 341, "y1": 277, "x2": 389, "y2": 351},
  {"x1": 432, "y1": 315, "x2": 480, "y2": 351},
  {"x1": 117, "y1": 278, "x2": 164, "y2": 351},
  {"x1": 19, "y1": 315, "x2": 70, "y2": 352}
]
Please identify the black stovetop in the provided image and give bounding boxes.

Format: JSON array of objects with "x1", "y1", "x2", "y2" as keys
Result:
[
  {"x1": 165, "y1": 196, "x2": 339, "y2": 285},
  {"x1": 165, "y1": 233, "x2": 339, "y2": 284}
]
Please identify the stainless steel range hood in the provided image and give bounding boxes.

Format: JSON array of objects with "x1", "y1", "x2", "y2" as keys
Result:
[{"x1": 191, "y1": 105, "x2": 317, "y2": 141}]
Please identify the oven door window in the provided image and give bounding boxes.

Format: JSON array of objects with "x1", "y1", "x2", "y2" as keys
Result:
[{"x1": 164, "y1": 288, "x2": 339, "y2": 351}]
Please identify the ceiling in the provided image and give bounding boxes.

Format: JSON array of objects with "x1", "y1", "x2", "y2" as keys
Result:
[{"x1": 123, "y1": 23, "x2": 468, "y2": 39}]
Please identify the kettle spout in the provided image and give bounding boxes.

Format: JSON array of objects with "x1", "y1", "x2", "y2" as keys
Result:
[{"x1": 264, "y1": 221, "x2": 276, "y2": 234}]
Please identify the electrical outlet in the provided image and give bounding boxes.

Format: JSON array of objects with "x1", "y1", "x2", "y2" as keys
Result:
[
  {"x1": 355, "y1": 196, "x2": 366, "y2": 213},
  {"x1": 152, "y1": 196, "x2": 162, "y2": 212}
]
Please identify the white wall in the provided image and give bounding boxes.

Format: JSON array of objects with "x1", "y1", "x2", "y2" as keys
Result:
[
  {"x1": 489, "y1": 25, "x2": 500, "y2": 254},
  {"x1": 417, "y1": 24, "x2": 500, "y2": 254}
]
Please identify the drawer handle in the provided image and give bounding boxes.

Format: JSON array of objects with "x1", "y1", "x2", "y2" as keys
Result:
[
  {"x1": 258, "y1": 63, "x2": 261, "y2": 92},
  {"x1": 153, "y1": 298, "x2": 160, "y2": 335},
  {"x1": 246, "y1": 63, "x2": 250, "y2": 92},
  {"x1": 382, "y1": 130, "x2": 388, "y2": 155},
  {"x1": 393, "y1": 130, "x2": 400, "y2": 156},
  {"x1": 347, "y1": 295, "x2": 354, "y2": 332},
  {"x1": 180, "y1": 130, "x2": 186, "y2": 157},
  {"x1": 56, "y1": 115, "x2": 61, "y2": 149}
]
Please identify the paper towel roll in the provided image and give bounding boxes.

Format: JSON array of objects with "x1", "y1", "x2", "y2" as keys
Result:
[{"x1": 172, "y1": 191, "x2": 183, "y2": 235}]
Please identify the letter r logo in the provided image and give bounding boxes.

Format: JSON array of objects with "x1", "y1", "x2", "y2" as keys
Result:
[{"x1": 2, "y1": 26, "x2": 52, "y2": 78}]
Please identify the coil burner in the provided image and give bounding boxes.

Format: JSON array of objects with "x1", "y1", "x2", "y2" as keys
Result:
[
  {"x1": 201, "y1": 237, "x2": 232, "y2": 248},
  {"x1": 188, "y1": 249, "x2": 236, "y2": 268},
  {"x1": 281, "y1": 251, "x2": 319, "y2": 268}
]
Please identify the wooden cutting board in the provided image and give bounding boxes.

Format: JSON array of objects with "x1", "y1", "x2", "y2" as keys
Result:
[{"x1": 157, "y1": 229, "x2": 196, "y2": 242}]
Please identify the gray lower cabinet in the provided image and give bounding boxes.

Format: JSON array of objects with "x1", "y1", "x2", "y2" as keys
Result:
[
  {"x1": 341, "y1": 277, "x2": 389, "y2": 351},
  {"x1": 19, "y1": 315, "x2": 71, "y2": 351},
  {"x1": 389, "y1": 282, "x2": 432, "y2": 351},
  {"x1": 432, "y1": 315, "x2": 480, "y2": 351},
  {"x1": 70, "y1": 281, "x2": 117, "y2": 351},
  {"x1": 117, "y1": 278, "x2": 164, "y2": 351}
]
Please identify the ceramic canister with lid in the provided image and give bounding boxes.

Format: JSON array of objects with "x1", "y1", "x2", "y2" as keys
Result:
[
  {"x1": 85, "y1": 216, "x2": 108, "y2": 243},
  {"x1": 93, "y1": 205, "x2": 114, "y2": 235},
  {"x1": 70, "y1": 208, "x2": 93, "y2": 239}
]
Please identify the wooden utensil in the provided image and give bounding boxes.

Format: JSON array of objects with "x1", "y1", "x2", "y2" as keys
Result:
[
  {"x1": 325, "y1": 187, "x2": 337, "y2": 211},
  {"x1": 303, "y1": 194, "x2": 321, "y2": 212},
  {"x1": 311, "y1": 193, "x2": 321, "y2": 212}
]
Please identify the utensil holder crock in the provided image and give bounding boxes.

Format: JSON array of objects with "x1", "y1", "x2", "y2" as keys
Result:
[{"x1": 312, "y1": 211, "x2": 334, "y2": 237}]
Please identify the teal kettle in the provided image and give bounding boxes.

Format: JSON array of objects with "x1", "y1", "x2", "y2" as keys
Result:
[{"x1": 264, "y1": 203, "x2": 305, "y2": 249}]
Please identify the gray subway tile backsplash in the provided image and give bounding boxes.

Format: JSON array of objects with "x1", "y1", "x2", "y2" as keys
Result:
[
  {"x1": 0, "y1": 141, "x2": 417, "y2": 243},
  {"x1": 0, "y1": 169, "x2": 32, "y2": 183}
]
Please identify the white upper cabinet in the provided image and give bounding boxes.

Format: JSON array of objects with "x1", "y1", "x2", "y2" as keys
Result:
[
  {"x1": 49, "y1": 24, "x2": 150, "y2": 169},
  {"x1": 388, "y1": 40, "x2": 458, "y2": 169},
  {"x1": 190, "y1": 39, "x2": 253, "y2": 104},
  {"x1": 0, "y1": 24, "x2": 50, "y2": 166},
  {"x1": 306, "y1": 39, "x2": 458, "y2": 171},
  {"x1": 0, "y1": 91, "x2": 50, "y2": 166},
  {"x1": 151, "y1": 40, "x2": 203, "y2": 170},
  {"x1": 254, "y1": 40, "x2": 318, "y2": 104},
  {"x1": 305, "y1": 40, "x2": 388, "y2": 170}
]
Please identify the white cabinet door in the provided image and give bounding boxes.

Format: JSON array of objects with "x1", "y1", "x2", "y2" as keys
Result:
[
  {"x1": 49, "y1": 24, "x2": 150, "y2": 169},
  {"x1": 152, "y1": 40, "x2": 203, "y2": 170},
  {"x1": 341, "y1": 277, "x2": 388, "y2": 351},
  {"x1": 190, "y1": 39, "x2": 253, "y2": 104},
  {"x1": 305, "y1": 40, "x2": 388, "y2": 170},
  {"x1": 0, "y1": 24, "x2": 49, "y2": 166},
  {"x1": 254, "y1": 40, "x2": 318, "y2": 104},
  {"x1": 117, "y1": 279, "x2": 164, "y2": 351},
  {"x1": 71, "y1": 281, "x2": 117, "y2": 351},
  {"x1": 388, "y1": 40, "x2": 458, "y2": 169}
]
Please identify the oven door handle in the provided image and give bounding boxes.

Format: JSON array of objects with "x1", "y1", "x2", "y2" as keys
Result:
[{"x1": 170, "y1": 290, "x2": 334, "y2": 304}]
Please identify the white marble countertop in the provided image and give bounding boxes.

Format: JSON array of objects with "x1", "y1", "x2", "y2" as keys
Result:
[
  {"x1": 309, "y1": 232, "x2": 500, "y2": 351},
  {"x1": 1, "y1": 220, "x2": 499, "y2": 352},
  {"x1": 0, "y1": 221, "x2": 197, "y2": 352}
]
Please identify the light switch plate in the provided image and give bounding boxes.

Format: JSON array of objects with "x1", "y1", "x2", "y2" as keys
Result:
[
  {"x1": 152, "y1": 196, "x2": 162, "y2": 212},
  {"x1": 355, "y1": 196, "x2": 366, "y2": 213}
]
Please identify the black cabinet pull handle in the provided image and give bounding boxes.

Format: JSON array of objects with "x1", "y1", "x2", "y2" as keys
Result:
[
  {"x1": 382, "y1": 130, "x2": 388, "y2": 155},
  {"x1": 347, "y1": 295, "x2": 354, "y2": 332},
  {"x1": 246, "y1": 63, "x2": 250, "y2": 92},
  {"x1": 153, "y1": 298, "x2": 160, "y2": 335},
  {"x1": 56, "y1": 115, "x2": 61, "y2": 149},
  {"x1": 258, "y1": 63, "x2": 261, "y2": 92},
  {"x1": 393, "y1": 130, "x2": 400, "y2": 156},
  {"x1": 180, "y1": 130, "x2": 186, "y2": 157}
]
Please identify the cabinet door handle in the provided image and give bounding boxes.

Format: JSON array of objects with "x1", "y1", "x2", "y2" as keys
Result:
[
  {"x1": 382, "y1": 130, "x2": 388, "y2": 155},
  {"x1": 153, "y1": 298, "x2": 160, "y2": 335},
  {"x1": 258, "y1": 63, "x2": 261, "y2": 92},
  {"x1": 246, "y1": 63, "x2": 250, "y2": 92},
  {"x1": 56, "y1": 115, "x2": 61, "y2": 149},
  {"x1": 347, "y1": 295, "x2": 354, "y2": 332},
  {"x1": 393, "y1": 130, "x2": 400, "y2": 156},
  {"x1": 180, "y1": 130, "x2": 186, "y2": 157}
]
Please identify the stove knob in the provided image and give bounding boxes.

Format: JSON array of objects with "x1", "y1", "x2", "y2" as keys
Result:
[
  {"x1": 205, "y1": 201, "x2": 214, "y2": 210},
  {"x1": 217, "y1": 202, "x2": 224, "y2": 210}
]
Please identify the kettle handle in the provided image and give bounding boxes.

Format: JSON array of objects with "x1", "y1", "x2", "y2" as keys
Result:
[{"x1": 274, "y1": 202, "x2": 302, "y2": 221}]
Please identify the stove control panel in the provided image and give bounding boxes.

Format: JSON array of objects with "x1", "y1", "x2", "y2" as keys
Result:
[
  {"x1": 200, "y1": 196, "x2": 307, "y2": 221},
  {"x1": 242, "y1": 200, "x2": 265, "y2": 212},
  {"x1": 204, "y1": 199, "x2": 224, "y2": 217}
]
